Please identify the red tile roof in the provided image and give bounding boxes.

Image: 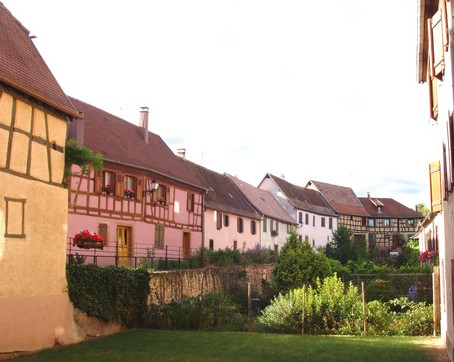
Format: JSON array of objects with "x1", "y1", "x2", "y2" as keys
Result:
[
  {"x1": 358, "y1": 197, "x2": 424, "y2": 219},
  {"x1": 182, "y1": 161, "x2": 260, "y2": 219},
  {"x1": 68, "y1": 97, "x2": 206, "y2": 190},
  {"x1": 0, "y1": 3, "x2": 79, "y2": 118},
  {"x1": 268, "y1": 174, "x2": 337, "y2": 217},
  {"x1": 307, "y1": 180, "x2": 370, "y2": 217},
  {"x1": 227, "y1": 174, "x2": 296, "y2": 225}
]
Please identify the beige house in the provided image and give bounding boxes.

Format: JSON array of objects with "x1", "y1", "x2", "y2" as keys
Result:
[
  {"x1": 417, "y1": 0, "x2": 454, "y2": 360},
  {"x1": 0, "y1": 4, "x2": 82, "y2": 351}
]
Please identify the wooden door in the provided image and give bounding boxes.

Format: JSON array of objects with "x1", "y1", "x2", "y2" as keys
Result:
[
  {"x1": 182, "y1": 232, "x2": 191, "y2": 259},
  {"x1": 117, "y1": 226, "x2": 132, "y2": 266}
]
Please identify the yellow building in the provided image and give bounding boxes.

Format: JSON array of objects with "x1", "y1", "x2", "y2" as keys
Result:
[{"x1": 0, "y1": 4, "x2": 82, "y2": 351}]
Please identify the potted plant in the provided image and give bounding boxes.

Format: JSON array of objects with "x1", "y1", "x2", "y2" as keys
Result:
[
  {"x1": 101, "y1": 184, "x2": 112, "y2": 195},
  {"x1": 73, "y1": 229, "x2": 107, "y2": 249},
  {"x1": 124, "y1": 189, "x2": 136, "y2": 199}
]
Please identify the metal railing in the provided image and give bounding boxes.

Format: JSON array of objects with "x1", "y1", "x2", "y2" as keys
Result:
[{"x1": 66, "y1": 238, "x2": 204, "y2": 270}]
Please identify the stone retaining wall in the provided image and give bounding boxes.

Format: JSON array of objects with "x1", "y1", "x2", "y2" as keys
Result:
[{"x1": 149, "y1": 264, "x2": 275, "y2": 305}]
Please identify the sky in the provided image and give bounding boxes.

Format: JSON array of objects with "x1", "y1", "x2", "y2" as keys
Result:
[{"x1": 3, "y1": 0, "x2": 440, "y2": 209}]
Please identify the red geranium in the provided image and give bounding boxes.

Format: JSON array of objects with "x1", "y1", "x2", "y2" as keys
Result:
[
  {"x1": 73, "y1": 229, "x2": 107, "y2": 249},
  {"x1": 419, "y1": 249, "x2": 438, "y2": 263}
]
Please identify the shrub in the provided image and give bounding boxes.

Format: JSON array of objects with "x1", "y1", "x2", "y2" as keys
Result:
[
  {"x1": 365, "y1": 279, "x2": 398, "y2": 302},
  {"x1": 259, "y1": 275, "x2": 363, "y2": 335},
  {"x1": 67, "y1": 264, "x2": 150, "y2": 328},
  {"x1": 146, "y1": 291, "x2": 247, "y2": 331}
]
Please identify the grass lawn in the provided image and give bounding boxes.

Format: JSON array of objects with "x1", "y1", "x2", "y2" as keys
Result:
[{"x1": 4, "y1": 330, "x2": 447, "y2": 362}]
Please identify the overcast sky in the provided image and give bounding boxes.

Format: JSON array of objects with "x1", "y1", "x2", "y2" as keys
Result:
[{"x1": 3, "y1": 0, "x2": 440, "y2": 209}]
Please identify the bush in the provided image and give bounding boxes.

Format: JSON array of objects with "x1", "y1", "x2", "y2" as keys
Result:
[
  {"x1": 259, "y1": 275, "x2": 363, "y2": 335},
  {"x1": 146, "y1": 291, "x2": 247, "y2": 331},
  {"x1": 365, "y1": 279, "x2": 398, "y2": 302},
  {"x1": 67, "y1": 264, "x2": 150, "y2": 328}
]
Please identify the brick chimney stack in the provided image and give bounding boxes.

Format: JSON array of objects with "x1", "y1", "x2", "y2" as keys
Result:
[{"x1": 139, "y1": 106, "x2": 149, "y2": 144}]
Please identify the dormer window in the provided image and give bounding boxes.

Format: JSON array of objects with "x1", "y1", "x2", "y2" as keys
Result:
[{"x1": 377, "y1": 206, "x2": 382, "y2": 213}]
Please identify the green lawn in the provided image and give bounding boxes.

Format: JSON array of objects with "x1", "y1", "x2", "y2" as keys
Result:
[{"x1": 5, "y1": 330, "x2": 446, "y2": 362}]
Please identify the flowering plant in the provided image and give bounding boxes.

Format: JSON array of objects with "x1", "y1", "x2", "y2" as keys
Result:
[
  {"x1": 419, "y1": 249, "x2": 438, "y2": 264},
  {"x1": 73, "y1": 229, "x2": 107, "y2": 249},
  {"x1": 124, "y1": 189, "x2": 136, "y2": 199},
  {"x1": 102, "y1": 184, "x2": 112, "y2": 195}
]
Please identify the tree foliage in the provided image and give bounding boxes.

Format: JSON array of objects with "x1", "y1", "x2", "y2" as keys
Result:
[
  {"x1": 272, "y1": 228, "x2": 331, "y2": 294},
  {"x1": 324, "y1": 225, "x2": 366, "y2": 264},
  {"x1": 65, "y1": 138, "x2": 103, "y2": 178}
]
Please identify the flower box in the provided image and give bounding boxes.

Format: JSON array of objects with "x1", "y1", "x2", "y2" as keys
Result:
[{"x1": 73, "y1": 229, "x2": 107, "y2": 250}]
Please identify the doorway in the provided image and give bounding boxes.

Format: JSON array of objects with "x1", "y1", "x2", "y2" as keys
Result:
[{"x1": 117, "y1": 226, "x2": 132, "y2": 266}]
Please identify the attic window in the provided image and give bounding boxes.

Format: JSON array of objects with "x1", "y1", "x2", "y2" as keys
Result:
[{"x1": 377, "y1": 206, "x2": 382, "y2": 213}]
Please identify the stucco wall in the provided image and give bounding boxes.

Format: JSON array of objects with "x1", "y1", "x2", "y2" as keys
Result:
[{"x1": 0, "y1": 90, "x2": 80, "y2": 352}]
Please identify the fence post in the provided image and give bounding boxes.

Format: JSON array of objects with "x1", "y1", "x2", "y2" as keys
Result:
[
  {"x1": 199, "y1": 272, "x2": 204, "y2": 330},
  {"x1": 248, "y1": 282, "x2": 252, "y2": 332},
  {"x1": 301, "y1": 285, "x2": 305, "y2": 335},
  {"x1": 362, "y1": 281, "x2": 367, "y2": 336},
  {"x1": 433, "y1": 266, "x2": 440, "y2": 336}
]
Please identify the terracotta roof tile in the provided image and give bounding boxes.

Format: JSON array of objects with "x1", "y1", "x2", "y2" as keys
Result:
[
  {"x1": 183, "y1": 161, "x2": 260, "y2": 219},
  {"x1": 358, "y1": 197, "x2": 424, "y2": 219},
  {"x1": 268, "y1": 174, "x2": 337, "y2": 217},
  {"x1": 68, "y1": 97, "x2": 205, "y2": 190},
  {"x1": 227, "y1": 174, "x2": 296, "y2": 225},
  {"x1": 307, "y1": 180, "x2": 370, "y2": 217},
  {"x1": 0, "y1": 3, "x2": 79, "y2": 117}
]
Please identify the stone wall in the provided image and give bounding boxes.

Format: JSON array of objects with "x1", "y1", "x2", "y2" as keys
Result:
[{"x1": 149, "y1": 264, "x2": 275, "y2": 305}]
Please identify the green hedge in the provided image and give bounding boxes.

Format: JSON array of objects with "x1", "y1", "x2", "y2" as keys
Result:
[{"x1": 67, "y1": 264, "x2": 150, "y2": 328}]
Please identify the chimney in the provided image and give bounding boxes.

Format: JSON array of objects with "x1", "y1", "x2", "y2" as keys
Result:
[
  {"x1": 367, "y1": 192, "x2": 370, "y2": 198},
  {"x1": 177, "y1": 148, "x2": 186, "y2": 160},
  {"x1": 139, "y1": 106, "x2": 149, "y2": 144}
]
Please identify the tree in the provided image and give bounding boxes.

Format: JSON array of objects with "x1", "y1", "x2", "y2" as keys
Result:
[
  {"x1": 416, "y1": 203, "x2": 430, "y2": 217},
  {"x1": 272, "y1": 228, "x2": 331, "y2": 294},
  {"x1": 325, "y1": 225, "x2": 366, "y2": 264}
]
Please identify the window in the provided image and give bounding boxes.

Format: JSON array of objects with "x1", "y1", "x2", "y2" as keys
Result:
[
  {"x1": 155, "y1": 224, "x2": 164, "y2": 249},
  {"x1": 263, "y1": 217, "x2": 267, "y2": 232},
  {"x1": 329, "y1": 218, "x2": 333, "y2": 229},
  {"x1": 98, "y1": 223, "x2": 108, "y2": 242},
  {"x1": 233, "y1": 240, "x2": 238, "y2": 250},
  {"x1": 313, "y1": 216, "x2": 315, "y2": 226},
  {"x1": 305, "y1": 213, "x2": 309, "y2": 225},
  {"x1": 298, "y1": 212, "x2": 303, "y2": 224},
  {"x1": 237, "y1": 218, "x2": 244, "y2": 233},
  {"x1": 102, "y1": 171, "x2": 115, "y2": 195},
  {"x1": 321, "y1": 217, "x2": 325, "y2": 227},
  {"x1": 382, "y1": 219, "x2": 390, "y2": 227},
  {"x1": 124, "y1": 175, "x2": 137, "y2": 199},
  {"x1": 224, "y1": 214, "x2": 230, "y2": 227},
  {"x1": 367, "y1": 218, "x2": 376, "y2": 227},
  {"x1": 216, "y1": 212, "x2": 222, "y2": 230},
  {"x1": 187, "y1": 193, "x2": 194, "y2": 212},
  {"x1": 369, "y1": 234, "x2": 376, "y2": 248},
  {"x1": 209, "y1": 239, "x2": 214, "y2": 251},
  {"x1": 407, "y1": 219, "x2": 415, "y2": 227},
  {"x1": 250, "y1": 220, "x2": 257, "y2": 235},
  {"x1": 156, "y1": 184, "x2": 167, "y2": 204}
]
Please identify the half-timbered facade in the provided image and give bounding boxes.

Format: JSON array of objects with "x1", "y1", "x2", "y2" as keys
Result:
[
  {"x1": 259, "y1": 174, "x2": 338, "y2": 248},
  {"x1": 358, "y1": 195, "x2": 424, "y2": 253},
  {"x1": 227, "y1": 174, "x2": 297, "y2": 252},
  {"x1": 182, "y1": 160, "x2": 261, "y2": 251},
  {"x1": 306, "y1": 180, "x2": 370, "y2": 245},
  {"x1": 0, "y1": 4, "x2": 81, "y2": 352},
  {"x1": 417, "y1": 0, "x2": 453, "y2": 358},
  {"x1": 67, "y1": 98, "x2": 206, "y2": 265}
]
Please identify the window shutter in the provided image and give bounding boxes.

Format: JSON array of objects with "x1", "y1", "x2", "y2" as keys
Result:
[
  {"x1": 430, "y1": 160, "x2": 442, "y2": 212},
  {"x1": 116, "y1": 173, "x2": 124, "y2": 197},
  {"x1": 94, "y1": 171, "x2": 102, "y2": 193},
  {"x1": 136, "y1": 177, "x2": 143, "y2": 201},
  {"x1": 428, "y1": 70, "x2": 438, "y2": 121},
  {"x1": 98, "y1": 223, "x2": 108, "y2": 241},
  {"x1": 217, "y1": 212, "x2": 222, "y2": 230},
  {"x1": 428, "y1": 8, "x2": 446, "y2": 80}
]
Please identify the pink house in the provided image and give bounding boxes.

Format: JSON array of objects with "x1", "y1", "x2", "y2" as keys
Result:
[
  {"x1": 67, "y1": 98, "x2": 207, "y2": 267},
  {"x1": 182, "y1": 160, "x2": 261, "y2": 251}
]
